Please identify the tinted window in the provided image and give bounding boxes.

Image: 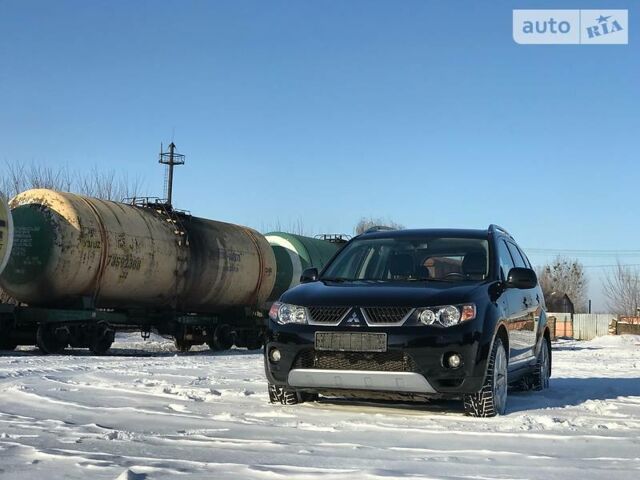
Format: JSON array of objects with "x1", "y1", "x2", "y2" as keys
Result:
[
  {"x1": 516, "y1": 245, "x2": 532, "y2": 269},
  {"x1": 497, "y1": 240, "x2": 515, "y2": 280},
  {"x1": 506, "y1": 242, "x2": 527, "y2": 268},
  {"x1": 322, "y1": 236, "x2": 489, "y2": 283}
]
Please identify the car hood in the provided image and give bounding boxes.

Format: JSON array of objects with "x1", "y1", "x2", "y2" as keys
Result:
[{"x1": 280, "y1": 280, "x2": 487, "y2": 307}]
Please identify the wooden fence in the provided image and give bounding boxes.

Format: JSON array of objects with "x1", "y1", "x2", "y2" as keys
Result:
[
  {"x1": 572, "y1": 314, "x2": 616, "y2": 340},
  {"x1": 547, "y1": 312, "x2": 629, "y2": 340}
]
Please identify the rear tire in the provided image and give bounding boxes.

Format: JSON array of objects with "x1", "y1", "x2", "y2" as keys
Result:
[
  {"x1": 532, "y1": 336, "x2": 551, "y2": 391},
  {"x1": 463, "y1": 337, "x2": 508, "y2": 417}
]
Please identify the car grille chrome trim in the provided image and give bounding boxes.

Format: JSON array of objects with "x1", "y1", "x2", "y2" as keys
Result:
[
  {"x1": 306, "y1": 306, "x2": 415, "y2": 326},
  {"x1": 288, "y1": 369, "x2": 436, "y2": 394},
  {"x1": 361, "y1": 307, "x2": 415, "y2": 326},
  {"x1": 307, "y1": 306, "x2": 351, "y2": 326}
]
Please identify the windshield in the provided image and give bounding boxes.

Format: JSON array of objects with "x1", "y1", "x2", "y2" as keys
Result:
[{"x1": 322, "y1": 236, "x2": 489, "y2": 282}]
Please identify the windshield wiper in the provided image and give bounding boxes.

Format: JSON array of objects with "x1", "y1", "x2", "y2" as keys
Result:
[{"x1": 407, "y1": 278, "x2": 455, "y2": 283}]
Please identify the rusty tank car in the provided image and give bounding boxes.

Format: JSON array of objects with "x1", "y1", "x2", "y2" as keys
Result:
[
  {"x1": 0, "y1": 189, "x2": 276, "y2": 353},
  {"x1": 1, "y1": 189, "x2": 276, "y2": 310},
  {"x1": 0, "y1": 190, "x2": 345, "y2": 355}
]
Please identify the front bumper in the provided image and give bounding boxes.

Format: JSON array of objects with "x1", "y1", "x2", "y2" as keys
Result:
[
  {"x1": 288, "y1": 369, "x2": 437, "y2": 393},
  {"x1": 265, "y1": 320, "x2": 490, "y2": 397}
]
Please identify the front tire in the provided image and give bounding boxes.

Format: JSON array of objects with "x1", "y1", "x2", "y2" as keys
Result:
[
  {"x1": 268, "y1": 384, "x2": 317, "y2": 405},
  {"x1": 268, "y1": 383, "x2": 301, "y2": 405},
  {"x1": 464, "y1": 337, "x2": 508, "y2": 417}
]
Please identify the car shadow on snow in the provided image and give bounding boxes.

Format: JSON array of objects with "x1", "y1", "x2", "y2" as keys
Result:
[
  {"x1": 312, "y1": 397, "x2": 466, "y2": 415},
  {"x1": 507, "y1": 376, "x2": 640, "y2": 413},
  {"x1": 551, "y1": 345, "x2": 604, "y2": 352},
  {"x1": 309, "y1": 376, "x2": 640, "y2": 417}
]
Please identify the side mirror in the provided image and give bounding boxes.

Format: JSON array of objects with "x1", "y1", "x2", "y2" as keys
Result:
[
  {"x1": 505, "y1": 267, "x2": 537, "y2": 290},
  {"x1": 300, "y1": 267, "x2": 318, "y2": 283}
]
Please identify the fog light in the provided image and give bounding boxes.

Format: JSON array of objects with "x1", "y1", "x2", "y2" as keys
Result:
[
  {"x1": 269, "y1": 348, "x2": 282, "y2": 363},
  {"x1": 446, "y1": 353, "x2": 462, "y2": 369}
]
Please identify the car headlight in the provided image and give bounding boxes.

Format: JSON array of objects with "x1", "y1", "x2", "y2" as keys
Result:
[
  {"x1": 416, "y1": 304, "x2": 476, "y2": 327},
  {"x1": 268, "y1": 302, "x2": 308, "y2": 325}
]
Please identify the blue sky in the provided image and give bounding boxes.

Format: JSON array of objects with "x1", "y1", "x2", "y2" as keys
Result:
[{"x1": 1, "y1": 0, "x2": 638, "y2": 308}]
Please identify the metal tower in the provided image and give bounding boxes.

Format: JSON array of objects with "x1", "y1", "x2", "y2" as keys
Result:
[{"x1": 158, "y1": 142, "x2": 185, "y2": 207}]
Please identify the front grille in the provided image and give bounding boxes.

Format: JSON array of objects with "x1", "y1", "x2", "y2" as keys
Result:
[
  {"x1": 294, "y1": 350, "x2": 418, "y2": 372},
  {"x1": 308, "y1": 306, "x2": 349, "y2": 324},
  {"x1": 363, "y1": 307, "x2": 413, "y2": 324}
]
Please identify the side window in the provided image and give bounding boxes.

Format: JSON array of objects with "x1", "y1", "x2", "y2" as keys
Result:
[
  {"x1": 516, "y1": 245, "x2": 532, "y2": 269},
  {"x1": 506, "y1": 242, "x2": 527, "y2": 268},
  {"x1": 497, "y1": 240, "x2": 515, "y2": 281}
]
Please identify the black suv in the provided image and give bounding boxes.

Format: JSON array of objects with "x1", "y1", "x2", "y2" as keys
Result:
[{"x1": 265, "y1": 225, "x2": 551, "y2": 417}]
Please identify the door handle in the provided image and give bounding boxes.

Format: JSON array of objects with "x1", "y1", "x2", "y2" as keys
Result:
[{"x1": 523, "y1": 297, "x2": 529, "y2": 308}]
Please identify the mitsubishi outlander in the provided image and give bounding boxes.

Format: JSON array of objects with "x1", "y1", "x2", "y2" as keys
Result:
[{"x1": 264, "y1": 225, "x2": 551, "y2": 417}]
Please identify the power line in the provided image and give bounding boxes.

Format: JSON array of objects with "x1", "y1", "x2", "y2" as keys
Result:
[
  {"x1": 580, "y1": 264, "x2": 640, "y2": 269},
  {"x1": 525, "y1": 248, "x2": 640, "y2": 258}
]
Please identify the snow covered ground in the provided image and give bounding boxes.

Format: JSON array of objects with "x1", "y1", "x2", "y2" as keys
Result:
[{"x1": 0, "y1": 334, "x2": 638, "y2": 480}]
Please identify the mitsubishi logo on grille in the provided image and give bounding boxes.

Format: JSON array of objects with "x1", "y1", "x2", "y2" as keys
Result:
[{"x1": 344, "y1": 309, "x2": 364, "y2": 327}]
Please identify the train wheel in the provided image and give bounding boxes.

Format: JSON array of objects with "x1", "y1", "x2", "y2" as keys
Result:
[
  {"x1": 36, "y1": 324, "x2": 67, "y2": 354},
  {"x1": 245, "y1": 333, "x2": 264, "y2": 351},
  {"x1": 90, "y1": 323, "x2": 115, "y2": 355},
  {"x1": 0, "y1": 339, "x2": 17, "y2": 351},
  {"x1": 174, "y1": 338, "x2": 192, "y2": 352},
  {"x1": 207, "y1": 324, "x2": 234, "y2": 351}
]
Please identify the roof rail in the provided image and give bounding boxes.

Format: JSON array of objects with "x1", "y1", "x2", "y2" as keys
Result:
[
  {"x1": 363, "y1": 226, "x2": 397, "y2": 234},
  {"x1": 488, "y1": 224, "x2": 513, "y2": 239}
]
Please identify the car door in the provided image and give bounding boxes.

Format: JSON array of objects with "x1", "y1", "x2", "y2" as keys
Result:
[
  {"x1": 506, "y1": 241, "x2": 537, "y2": 360},
  {"x1": 495, "y1": 239, "x2": 518, "y2": 363}
]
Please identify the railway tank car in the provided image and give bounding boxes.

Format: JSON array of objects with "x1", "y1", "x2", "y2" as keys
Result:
[
  {"x1": 0, "y1": 190, "x2": 346, "y2": 355},
  {"x1": 0, "y1": 189, "x2": 278, "y2": 354},
  {"x1": 0, "y1": 189, "x2": 276, "y2": 311}
]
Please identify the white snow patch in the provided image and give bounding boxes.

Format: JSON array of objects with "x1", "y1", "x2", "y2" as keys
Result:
[{"x1": 0, "y1": 335, "x2": 638, "y2": 479}]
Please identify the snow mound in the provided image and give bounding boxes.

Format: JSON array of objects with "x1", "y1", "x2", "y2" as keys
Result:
[{"x1": 587, "y1": 334, "x2": 640, "y2": 348}]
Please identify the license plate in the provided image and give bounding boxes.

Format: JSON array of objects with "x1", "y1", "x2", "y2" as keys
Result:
[{"x1": 314, "y1": 332, "x2": 387, "y2": 352}]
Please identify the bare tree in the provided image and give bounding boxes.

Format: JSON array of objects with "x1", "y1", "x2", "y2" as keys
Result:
[
  {"x1": 1, "y1": 160, "x2": 145, "y2": 304},
  {"x1": 76, "y1": 167, "x2": 142, "y2": 201},
  {"x1": 0, "y1": 162, "x2": 72, "y2": 200},
  {"x1": 355, "y1": 217, "x2": 404, "y2": 235},
  {"x1": 0, "y1": 161, "x2": 143, "y2": 201},
  {"x1": 603, "y1": 261, "x2": 640, "y2": 315},
  {"x1": 536, "y1": 256, "x2": 589, "y2": 313}
]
